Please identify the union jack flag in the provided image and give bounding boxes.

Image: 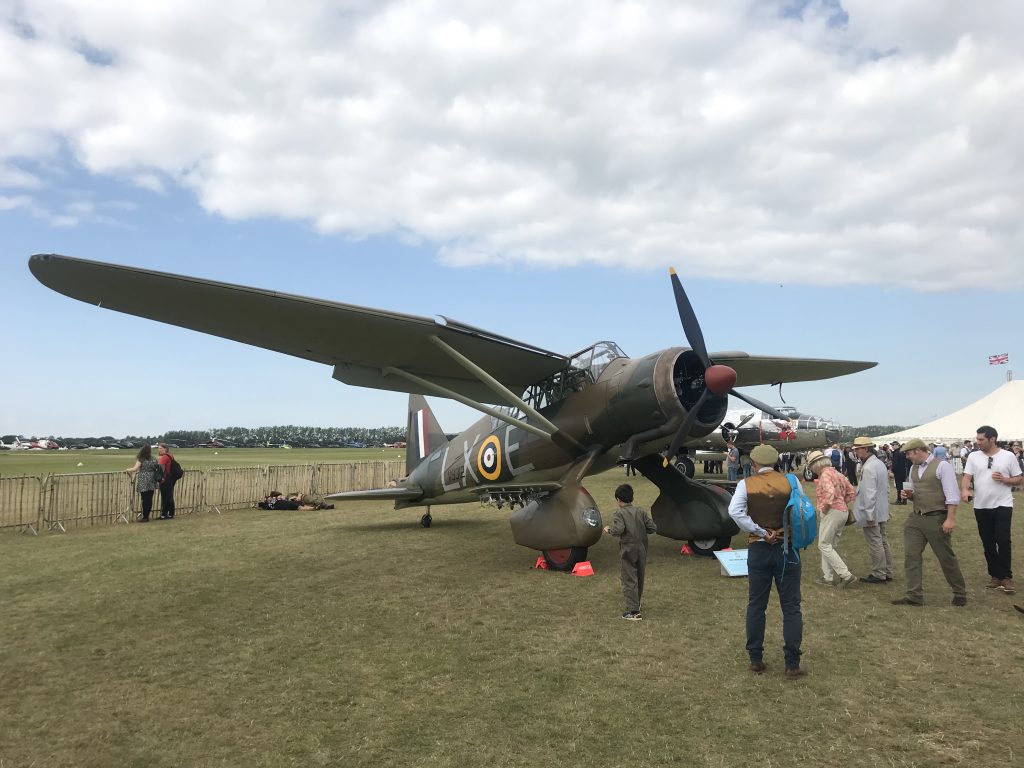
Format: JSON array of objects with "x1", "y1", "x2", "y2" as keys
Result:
[{"x1": 989, "y1": 353, "x2": 1009, "y2": 365}]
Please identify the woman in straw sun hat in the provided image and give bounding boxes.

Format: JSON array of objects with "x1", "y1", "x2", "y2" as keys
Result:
[{"x1": 806, "y1": 449, "x2": 857, "y2": 587}]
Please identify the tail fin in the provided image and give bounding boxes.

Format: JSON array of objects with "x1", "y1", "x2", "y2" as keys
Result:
[{"x1": 406, "y1": 394, "x2": 447, "y2": 475}]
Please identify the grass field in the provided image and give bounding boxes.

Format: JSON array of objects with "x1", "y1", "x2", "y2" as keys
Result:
[
  {"x1": 2, "y1": 468, "x2": 1022, "y2": 767},
  {"x1": 0, "y1": 447, "x2": 406, "y2": 477}
]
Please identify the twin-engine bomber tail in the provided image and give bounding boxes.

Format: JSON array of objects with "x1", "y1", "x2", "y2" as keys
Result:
[{"x1": 406, "y1": 394, "x2": 448, "y2": 476}]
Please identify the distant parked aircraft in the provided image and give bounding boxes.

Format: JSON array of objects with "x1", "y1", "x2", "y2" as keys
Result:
[{"x1": 1, "y1": 436, "x2": 60, "y2": 450}]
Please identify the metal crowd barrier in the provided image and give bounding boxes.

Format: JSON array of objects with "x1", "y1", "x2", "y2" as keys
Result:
[
  {"x1": 0, "y1": 460, "x2": 404, "y2": 535},
  {"x1": 43, "y1": 471, "x2": 134, "y2": 531},
  {"x1": 203, "y1": 466, "x2": 268, "y2": 514},
  {"x1": 0, "y1": 475, "x2": 43, "y2": 534}
]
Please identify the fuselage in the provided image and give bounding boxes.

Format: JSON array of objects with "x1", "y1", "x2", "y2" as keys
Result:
[{"x1": 400, "y1": 343, "x2": 727, "y2": 506}]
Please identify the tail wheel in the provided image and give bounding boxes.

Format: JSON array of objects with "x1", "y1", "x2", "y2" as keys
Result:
[
  {"x1": 688, "y1": 537, "x2": 732, "y2": 557},
  {"x1": 542, "y1": 547, "x2": 588, "y2": 572},
  {"x1": 420, "y1": 513, "x2": 432, "y2": 528}
]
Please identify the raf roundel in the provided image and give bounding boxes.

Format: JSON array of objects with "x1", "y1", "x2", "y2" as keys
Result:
[{"x1": 477, "y1": 435, "x2": 502, "y2": 481}]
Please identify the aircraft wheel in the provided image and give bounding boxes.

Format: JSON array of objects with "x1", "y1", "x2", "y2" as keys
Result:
[
  {"x1": 542, "y1": 546, "x2": 588, "y2": 572},
  {"x1": 420, "y1": 513, "x2": 432, "y2": 528},
  {"x1": 688, "y1": 537, "x2": 732, "y2": 557},
  {"x1": 674, "y1": 456, "x2": 696, "y2": 478},
  {"x1": 803, "y1": 466, "x2": 814, "y2": 482}
]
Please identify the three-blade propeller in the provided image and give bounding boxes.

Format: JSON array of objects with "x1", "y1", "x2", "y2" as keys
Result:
[{"x1": 662, "y1": 267, "x2": 791, "y2": 467}]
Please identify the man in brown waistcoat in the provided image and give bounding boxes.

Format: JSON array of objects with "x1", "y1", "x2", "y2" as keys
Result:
[
  {"x1": 727, "y1": 444, "x2": 805, "y2": 678},
  {"x1": 892, "y1": 438, "x2": 967, "y2": 607}
]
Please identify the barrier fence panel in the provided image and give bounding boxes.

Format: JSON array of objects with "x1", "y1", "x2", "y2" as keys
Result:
[
  {"x1": 43, "y1": 471, "x2": 135, "y2": 531},
  {"x1": 314, "y1": 461, "x2": 403, "y2": 495},
  {"x1": 0, "y1": 476, "x2": 42, "y2": 534},
  {"x1": 202, "y1": 466, "x2": 267, "y2": 513},
  {"x1": 264, "y1": 464, "x2": 316, "y2": 497},
  {"x1": 313, "y1": 462, "x2": 352, "y2": 497}
]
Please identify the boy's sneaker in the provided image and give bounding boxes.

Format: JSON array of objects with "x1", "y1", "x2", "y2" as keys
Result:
[
  {"x1": 621, "y1": 611, "x2": 643, "y2": 621},
  {"x1": 1000, "y1": 579, "x2": 1016, "y2": 595}
]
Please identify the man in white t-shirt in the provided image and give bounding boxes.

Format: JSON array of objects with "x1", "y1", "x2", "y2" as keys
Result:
[{"x1": 961, "y1": 425, "x2": 1023, "y2": 595}]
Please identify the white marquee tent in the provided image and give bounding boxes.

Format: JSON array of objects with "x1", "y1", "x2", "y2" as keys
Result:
[{"x1": 876, "y1": 380, "x2": 1024, "y2": 445}]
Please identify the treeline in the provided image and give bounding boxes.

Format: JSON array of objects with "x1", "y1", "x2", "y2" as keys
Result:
[
  {"x1": 13, "y1": 426, "x2": 405, "y2": 449},
  {"x1": 161, "y1": 425, "x2": 406, "y2": 447}
]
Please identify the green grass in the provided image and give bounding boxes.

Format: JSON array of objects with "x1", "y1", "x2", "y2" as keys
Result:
[
  {"x1": 2, "y1": 469, "x2": 1022, "y2": 767},
  {"x1": 0, "y1": 447, "x2": 406, "y2": 477}
]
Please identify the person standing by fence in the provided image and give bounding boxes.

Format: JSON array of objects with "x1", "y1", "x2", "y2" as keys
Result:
[
  {"x1": 157, "y1": 443, "x2": 178, "y2": 520},
  {"x1": 126, "y1": 445, "x2": 161, "y2": 523}
]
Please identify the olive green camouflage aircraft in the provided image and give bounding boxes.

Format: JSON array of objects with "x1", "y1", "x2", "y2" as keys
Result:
[{"x1": 30, "y1": 254, "x2": 875, "y2": 570}]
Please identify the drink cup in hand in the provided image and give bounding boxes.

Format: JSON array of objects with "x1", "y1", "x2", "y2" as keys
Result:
[{"x1": 901, "y1": 489, "x2": 913, "y2": 500}]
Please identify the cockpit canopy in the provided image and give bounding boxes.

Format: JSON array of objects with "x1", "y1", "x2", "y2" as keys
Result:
[
  {"x1": 568, "y1": 341, "x2": 627, "y2": 383},
  {"x1": 493, "y1": 341, "x2": 627, "y2": 425}
]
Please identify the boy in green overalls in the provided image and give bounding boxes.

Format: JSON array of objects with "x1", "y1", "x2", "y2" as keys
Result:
[{"x1": 604, "y1": 484, "x2": 657, "y2": 620}]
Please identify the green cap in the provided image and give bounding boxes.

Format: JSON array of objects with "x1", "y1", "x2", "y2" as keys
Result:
[{"x1": 900, "y1": 438, "x2": 928, "y2": 452}]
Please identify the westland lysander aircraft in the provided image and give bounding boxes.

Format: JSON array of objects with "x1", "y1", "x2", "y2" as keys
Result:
[{"x1": 30, "y1": 254, "x2": 875, "y2": 569}]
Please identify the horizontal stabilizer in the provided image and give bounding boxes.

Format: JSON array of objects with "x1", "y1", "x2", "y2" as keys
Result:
[{"x1": 326, "y1": 486, "x2": 423, "y2": 502}]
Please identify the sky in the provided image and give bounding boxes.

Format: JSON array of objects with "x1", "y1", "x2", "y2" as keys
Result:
[{"x1": 2, "y1": 0, "x2": 1022, "y2": 439}]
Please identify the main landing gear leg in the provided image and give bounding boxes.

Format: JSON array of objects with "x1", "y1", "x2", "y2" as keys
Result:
[{"x1": 420, "y1": 507, "x2": 432, "y2": 528}]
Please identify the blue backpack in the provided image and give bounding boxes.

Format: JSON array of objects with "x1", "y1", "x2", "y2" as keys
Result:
[{"x1": 783, "y1": 473, "x2": 817, "y2": 551}]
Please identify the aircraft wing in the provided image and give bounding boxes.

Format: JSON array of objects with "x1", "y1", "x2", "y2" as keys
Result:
[
  {"x1": 708, "y1": 351, "x2": 875, "y2": 386},
  {"x1": 29, "y1": 254, "x2": 568, "y2": 404}
]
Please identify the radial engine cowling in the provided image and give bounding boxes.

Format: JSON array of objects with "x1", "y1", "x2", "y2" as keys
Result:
[
  {"x1": 603, "y1": 348, "x2": 729, "y2": 456},
  {"x1": 509, "y1": 485, "x2": 603, "y2": 551}
]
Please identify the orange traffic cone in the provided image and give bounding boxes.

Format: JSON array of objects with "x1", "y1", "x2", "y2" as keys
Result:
[
  {"x1": 571, "y1": 561, "x2": 595, "y2": 577},
  {"x1": 680, "y1": 543, "x2": 694, "y2": 556},
  {"x1": 534, "y1": 556, "x2": 549, "y2": 570}
]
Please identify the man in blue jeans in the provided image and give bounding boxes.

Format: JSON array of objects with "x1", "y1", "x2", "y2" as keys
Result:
[
  {"x1": 726, "y1": 441, "x2": 740, "y2": 481},
  {"x1": 727, "y1": 444, "x2": 805, "y2": 679}
]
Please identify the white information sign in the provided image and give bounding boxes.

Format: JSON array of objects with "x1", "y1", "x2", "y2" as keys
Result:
[{"x1": 713, "y1": 549, "x2": 749, "y2": 577}]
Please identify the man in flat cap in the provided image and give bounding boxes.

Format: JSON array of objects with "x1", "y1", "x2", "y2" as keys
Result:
[
  {"x1": 728, "y1": 444, "x2": 805, "y2": 679},
  {"x1": 852, "y1": 437, "x2": 894, "y2": 584},
  {"x1": 892, "y1": 438, "x2": 967, "y2": 607}
]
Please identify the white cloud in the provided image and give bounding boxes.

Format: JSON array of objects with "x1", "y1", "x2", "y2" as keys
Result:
[
  {"x1": 2, "y1": 0, "x2": 1022, "y2": 290},
  {"x1": 0, "y1": 193, "x2": 32, "y2": 211}
]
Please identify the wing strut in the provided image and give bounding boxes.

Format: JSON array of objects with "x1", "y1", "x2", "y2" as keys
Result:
[
  {"x1": 381, "y1": 366, "x2": 554, "y2": 441},
  {"x1": 427, "y1": 335, "x2": 573, "y2": 443}
]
